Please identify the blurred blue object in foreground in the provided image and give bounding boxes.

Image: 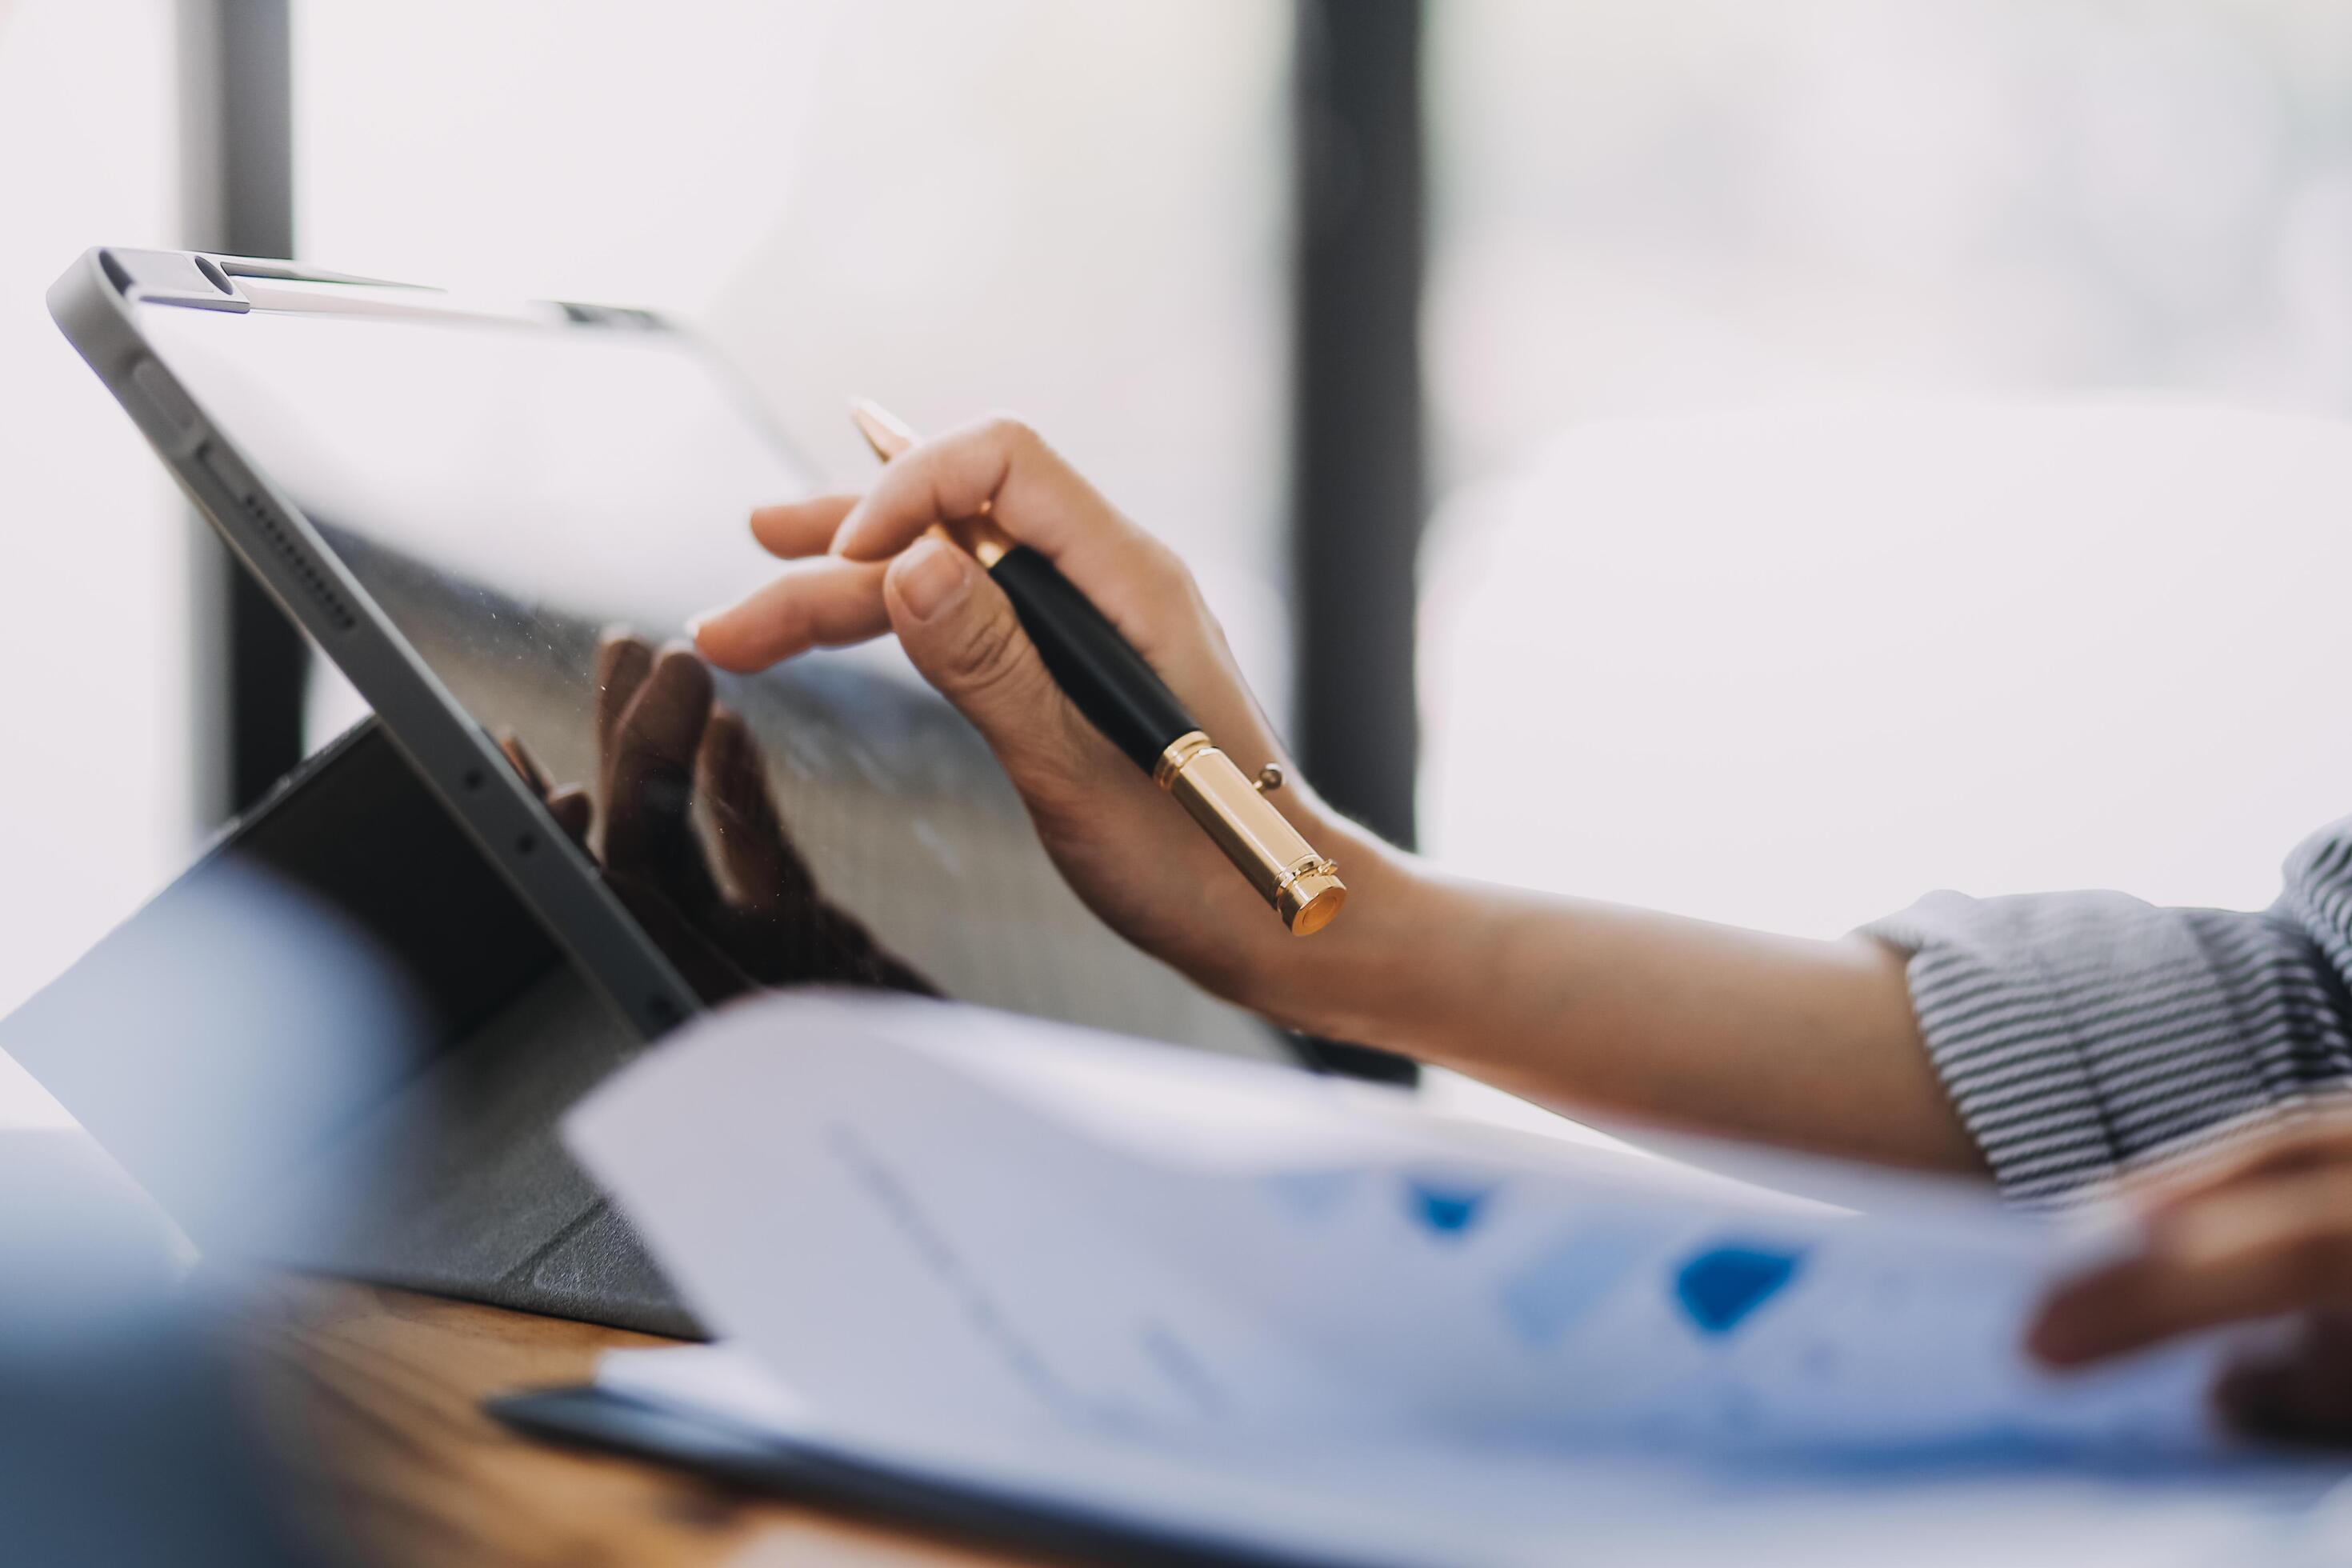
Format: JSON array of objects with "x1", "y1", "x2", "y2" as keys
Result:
[
  {"x1": 0, "y1": 1130, "x2": 318, "y2": 1566},
  {"x1": 0, "y1": 861, "x2": 430, "y2": 1565}
]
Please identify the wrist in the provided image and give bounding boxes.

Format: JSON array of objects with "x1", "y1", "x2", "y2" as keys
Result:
[{"x1": 1230, "y1": 810, "x2": 1435, "y2": 1046}]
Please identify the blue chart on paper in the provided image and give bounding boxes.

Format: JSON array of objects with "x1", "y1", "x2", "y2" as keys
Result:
[
  {"x1": 1496, "y1": 1223, "x2": 1650, "y2": 1346},
  {"x1": 1404, "y1": 1177, "x2": 1494, "y2": 1238},
  {"x1": 1674, "y1": 1244, "x2": 1804, "y2": 1335}
]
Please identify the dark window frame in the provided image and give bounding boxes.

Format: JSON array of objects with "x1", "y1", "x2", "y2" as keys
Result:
[{"x1": 181, "y1": 0, "x2": 308, "y2": 819}]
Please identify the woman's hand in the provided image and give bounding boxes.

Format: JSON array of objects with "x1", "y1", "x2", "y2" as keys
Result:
[
  {"x1": 2030, "y1": 1107, "x2": 2352, "y2": 1443},
  {"x1": 690, "y1": 417, "x2": 1398, "y2": 1019}
]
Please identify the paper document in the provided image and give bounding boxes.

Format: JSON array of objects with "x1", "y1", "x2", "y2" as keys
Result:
[
  {"x1": 562, "y1": 994, "x2": 2352, "y2": 1566},
  {"x1": 566, "y1": 992, "x2": 2222, "y2": 1457}
]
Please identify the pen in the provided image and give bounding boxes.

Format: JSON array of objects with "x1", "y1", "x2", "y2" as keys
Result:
[{"x1": 849, "y1": 400, "x2": 1347, "y2": 936}]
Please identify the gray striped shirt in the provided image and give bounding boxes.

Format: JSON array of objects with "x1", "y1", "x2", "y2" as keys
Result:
[{"x1": 1866, "y1": 820, "x2": 2352, "y2": 1203}]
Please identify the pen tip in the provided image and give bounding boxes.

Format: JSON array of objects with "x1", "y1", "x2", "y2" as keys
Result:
[{"x1": 849, "y1": 397, "x2": 918, "y2": 462}]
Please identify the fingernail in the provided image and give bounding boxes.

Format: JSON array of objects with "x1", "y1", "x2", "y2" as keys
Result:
[
  {"x1": 685, "y1": 610, "x2": 720, "y2": 642},
  {"x1": 894, "y1": 538, "x2": 970, "y2": 622}
]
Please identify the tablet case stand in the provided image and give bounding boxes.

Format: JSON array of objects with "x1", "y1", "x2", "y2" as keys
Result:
[{"x1": 0, "y1": 718, "x2": 699, "y2": 1338}]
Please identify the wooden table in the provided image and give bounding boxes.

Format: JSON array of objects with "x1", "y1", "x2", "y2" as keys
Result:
[{"x1": 231, "y1": 1276, "x2": 1022, "y2": 1568}]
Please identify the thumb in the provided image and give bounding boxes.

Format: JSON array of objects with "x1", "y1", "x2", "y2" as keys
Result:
[{"x1": 884, "y1": 537, "x2": 1087, "y2": 782}]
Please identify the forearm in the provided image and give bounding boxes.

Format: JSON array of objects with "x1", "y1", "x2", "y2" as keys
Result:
[{"x1": 1246, "y1": 822, "x2": 1981, "y2": 1173}]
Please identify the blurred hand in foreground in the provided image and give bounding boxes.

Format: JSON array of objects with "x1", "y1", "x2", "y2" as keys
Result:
[
  {"x1": 2030, "y1": 1106, "x2": 2352, "y2": 1443},
  {"x1": 502, "y1": 631, "x2": 934, "y2": 1005}
]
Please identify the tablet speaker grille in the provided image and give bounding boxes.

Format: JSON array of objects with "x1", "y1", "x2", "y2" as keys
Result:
[{"x1": 235, "y1": 490, "x2": 357, "y2": 633}]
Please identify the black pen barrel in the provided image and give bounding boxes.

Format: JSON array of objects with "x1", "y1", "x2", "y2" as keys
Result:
[{"x1": 986, "y1": 544, "x2": 1196, "y2": 772}]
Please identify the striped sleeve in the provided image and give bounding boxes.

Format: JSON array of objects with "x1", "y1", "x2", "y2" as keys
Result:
[{"x1": 1862, "y1": 822, "x2": 2352, "y2": 1204}]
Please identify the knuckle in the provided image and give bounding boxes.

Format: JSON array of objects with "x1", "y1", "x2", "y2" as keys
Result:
[
  {"x1": 980, "y1": 413, "x2": 1042, "y2": 455},
  {"x1": 946, "y1": 604, "x2": 1030, "y2": 692},
  {"x1": 1142, "y1": 534, "x2": 1194, "y2": 590}
]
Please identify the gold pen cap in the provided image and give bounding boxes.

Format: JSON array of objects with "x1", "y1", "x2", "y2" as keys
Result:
[{"x1": 1155, "y1": 733, "x2": 1348, "y2": 935}]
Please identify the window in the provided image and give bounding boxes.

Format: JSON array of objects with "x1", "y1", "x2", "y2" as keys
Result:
[
  {"x1": 0, "y1": 0, "x2": 186, "y2": 1125},
  {"x1": 293, "y1": 0, "x2": 1295, "y2": 718},
  {"x1": 1422, "y1": 0, "x2": 2352, "y2": 933}
]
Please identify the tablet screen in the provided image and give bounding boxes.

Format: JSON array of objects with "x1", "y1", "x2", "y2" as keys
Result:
[{"x1": 131, "y1": 290, "x2": 1270, "y2": 1058}]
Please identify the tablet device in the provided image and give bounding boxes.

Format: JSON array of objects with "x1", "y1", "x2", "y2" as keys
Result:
[
  {"x1": 46, "y1": 246, "x2": 1272, "y2": 1062},
  {"x1": 26, "y1": 249, "x2": 1282, "y2": 1328}
]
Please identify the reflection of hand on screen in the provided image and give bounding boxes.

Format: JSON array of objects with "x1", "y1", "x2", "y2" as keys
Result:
[{"x1": 499, "y1": 632, "x2": 935, "y2": 1006}]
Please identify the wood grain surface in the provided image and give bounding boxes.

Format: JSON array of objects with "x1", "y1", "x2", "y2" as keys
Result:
[{"x1": 229, "y1": 1275, "x2": 1019, "y2": 1568}]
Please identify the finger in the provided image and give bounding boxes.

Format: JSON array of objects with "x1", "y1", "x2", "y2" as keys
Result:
[
  {"x1": 750, "y1": 493, "x2": 860, "y2": 559},
  {"x1": 882, "y1": 537, "x2": 1102, "y2": 801},
  {"x1": 822, "y1": 415, "x2": 1282, "y2": 775},
  {"x1": 831, "y1": 416, "x2": 1110, "y2": 562},
  {"x1": 830, "y1": 418, "x2": 1174, "y2": 632},
  {"x1": 695, "y1": 707, "x2": 816, "y2": 913},
  {"x1": 597, "y1": 632, "x2": 655, "y2": 754},
  {"x1": 498, "y1": 732, "x2": 554, "y2": 798},
  {"x1": 500, "y1": 733, "x2": 596, "y2": 847},
  {"x1": 603, "y1": 645, "x2": 718, "y2": 907},
  {"x1": 2214, "y1": 1311, "x2": 2352, "y2": 1443},
  {"x1": 2031, "y1": 1166, "x2": 2352, "y2": 1366},
  {"x1": 545, "y1": 786, "x2": 593, "y2": 847},
  {"x1": 602, "y1": 875, "x2": 756, "y2": 1007},
  {"x1": 690, "y1": 558, "x2": 893, "y2": 673},
  {"x1": 2136, "y1": 1109, "x2": 2352, "y2": 1218}
]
